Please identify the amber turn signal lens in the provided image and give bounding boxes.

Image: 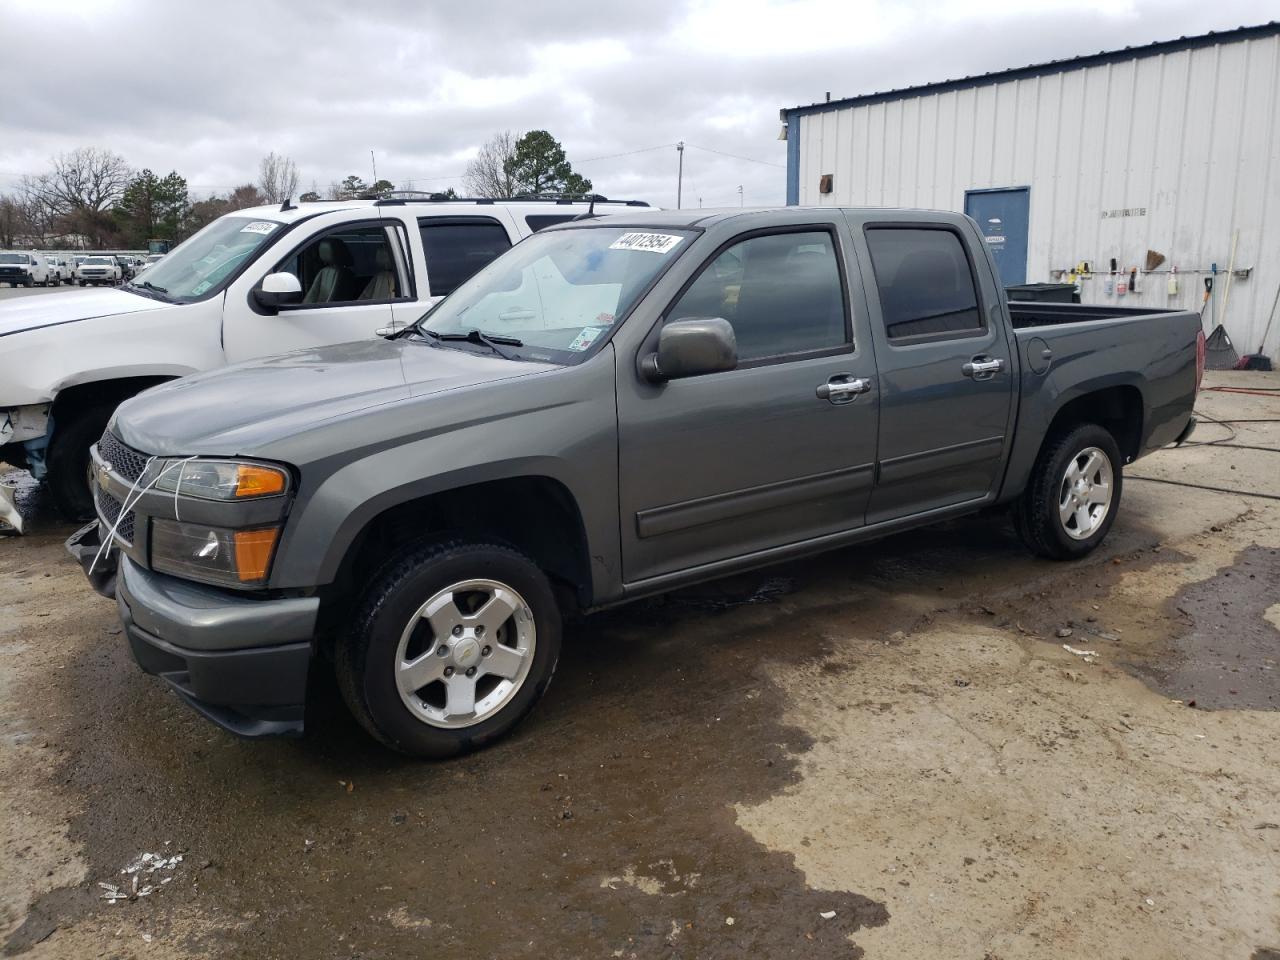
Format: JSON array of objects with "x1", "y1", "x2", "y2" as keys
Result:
[
  {"x1": 233, "y1": 528, "x2": 280, "y2": 582},
  {"x1": 235, "y1": 464, "x2": 287, "y2": 498}
]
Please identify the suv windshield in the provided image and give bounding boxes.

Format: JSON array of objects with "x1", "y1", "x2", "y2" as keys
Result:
[
  {"x1": 128, "y1": 216, "x2": 282, "y2": 301},
  {"x1": 84, "y1": 257, "x2": 112, "y2": 265},
  {"x1": 420, "y1": 225, "x2": 693, "y2": 363}
]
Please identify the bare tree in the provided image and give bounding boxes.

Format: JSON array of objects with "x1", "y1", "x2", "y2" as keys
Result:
[
  {"x1": 258, "y1": 151, "x2": 300, "y2": 204},
  {"x1": 464, "y1": 130, "x2": 519, "y2": 198},
  {"x1": 17, "y1": 175, "x2": 62, "y2": 244},
  {"x1": 45, "y1": 147, "x2": 132, "y2": 214}
]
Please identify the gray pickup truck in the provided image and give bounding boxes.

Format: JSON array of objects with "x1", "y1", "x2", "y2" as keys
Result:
[{"x1": 69, "y1": 207, "x2": 1203, "y2": 757}]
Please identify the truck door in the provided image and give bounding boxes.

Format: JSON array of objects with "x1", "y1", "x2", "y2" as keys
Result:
[
  {"x1": 616, "y1": 220, "x2": 879, "y2": 584},
  {"x1": 853, "y1": 219, "x2": 1015, "y2": 524},
  {"x1": 223, "y1": 214, "x2": 415, "y2": 363}
]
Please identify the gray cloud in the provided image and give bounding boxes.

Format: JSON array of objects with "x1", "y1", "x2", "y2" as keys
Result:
[{"x1": 2, "y1": 0, "x2": 1275, "y2": 208}]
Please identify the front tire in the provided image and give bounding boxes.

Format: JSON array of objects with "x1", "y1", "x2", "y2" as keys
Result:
[
  {"x1": 47, "y1": 403, "x2": 115, "y2": 520},
  {"x1": 336, "y1": 540, "x2": 562, "y2": 758},
  {"x1": 1015, "y1": 423, "x2": 1123, "y2": 560}
]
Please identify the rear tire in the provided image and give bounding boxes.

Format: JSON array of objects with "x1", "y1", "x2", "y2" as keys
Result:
[
  {"x1": 335, "y1": 539, "x2": 562, "y2": 758},
  {"x1": 1015, "y1": 423, "x2": 1123, "y2": 560},
  {"x1": 47, "y1": 403, "x2": 116, "y2": 520}
]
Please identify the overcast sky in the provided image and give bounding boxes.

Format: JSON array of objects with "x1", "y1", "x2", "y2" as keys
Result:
[{"x1": 2, "y1": 0, "x2": 1276, "y2": 209}]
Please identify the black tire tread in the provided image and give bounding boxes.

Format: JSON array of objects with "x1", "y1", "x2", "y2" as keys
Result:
[
  {"x1": 334, "y1": 538, "x2": 558, "y2": 758},
  {"x1": 47, "y1": 402, "x2": 116, "y2": 520},
  {"x1": 1015, "y1": 423, "x2": 1122, "y2": 561}
]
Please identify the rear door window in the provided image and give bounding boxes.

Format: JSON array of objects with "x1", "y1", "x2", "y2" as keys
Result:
[
  {"x1": 418, "y1": 219, "x2": 512, "y2": 297},
  {"x1": 865, "y1": 228, "x2": 984, "y2": 341}
]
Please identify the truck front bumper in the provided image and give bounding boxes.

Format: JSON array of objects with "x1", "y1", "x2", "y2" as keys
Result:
[{"x1": 67, "y1": 523, "x2": 319, "y2": 738}]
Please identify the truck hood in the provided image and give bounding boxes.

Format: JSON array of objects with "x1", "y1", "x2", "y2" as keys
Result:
[
  {"x1": 0, "y1": 287, "x2": 166, "y2": 338},
  {"x1": 114, "y1": 336, "x2": 557, "y2": 456}
]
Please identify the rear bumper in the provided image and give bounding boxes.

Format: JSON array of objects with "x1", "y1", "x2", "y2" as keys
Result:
[
  {"x1": 1173, "y1": 416, "x2": 1197, "y2": 446},
  {"x1": 68, "y1": 522, "x2": 319, "y2": 738}
]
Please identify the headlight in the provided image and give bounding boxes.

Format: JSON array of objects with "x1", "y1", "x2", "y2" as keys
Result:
[
  {"x1": 152, "y1": 460, "x2": 288, "y2": 500},
  {"x1": 151, "y1": 520, "x2": 280, "y2": 587}
]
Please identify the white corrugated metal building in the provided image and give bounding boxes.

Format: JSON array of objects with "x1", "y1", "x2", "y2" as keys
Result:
[{"x1": 781, "y1": 22, "x2": 1280, "y2": 359}]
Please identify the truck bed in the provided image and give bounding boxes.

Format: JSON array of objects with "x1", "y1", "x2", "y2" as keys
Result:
[{"x1": 1008, "y1": 301, "x2": 1179, "y2": 329}]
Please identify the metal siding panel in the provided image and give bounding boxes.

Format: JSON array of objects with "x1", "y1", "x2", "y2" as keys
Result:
[
  {"x1": 917, "y1": 94, "x2": 939, "y2": 208},
  {"x1": 972, "y1": 84, "x2": 997, "y2": 186},
  {"x1": 899, "y1": 98, "x2": 921, "y2": 207},
  {"x1": 883, "y1": 100, "x2": 906, "y2": 205},
  {"x1": 851, "y1": 106, "x2": 872, "y2": 204},
  {"x1": 991, "y1": 80, "x2": 1019, "y2": 186},
  {"x1": 867, "y1": 103, "x2": 887, "y2": 206},
  {"x1": 952, "y1": 88, "x2": 977, "y2": 206}
]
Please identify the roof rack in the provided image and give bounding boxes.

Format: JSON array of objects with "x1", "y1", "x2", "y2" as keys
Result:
[{"x1": 372, "y1": 192, "x2": 650, "y2": 207}]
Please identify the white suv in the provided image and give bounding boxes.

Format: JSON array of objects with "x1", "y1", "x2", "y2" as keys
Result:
[{"x1": 0, "y1": 195, "x2": 651, "y2": 517}]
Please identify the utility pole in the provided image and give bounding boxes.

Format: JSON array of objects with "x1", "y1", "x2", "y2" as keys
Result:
[
  {"x1": 738, "y1": 185, "x2": 743, "y2": 207},
  {"x1": 676, "y1": 141, "x2": 684, "y2": 209},
  {"x1": 370, "y1": 151, "x2": 378, "y2": 186}
]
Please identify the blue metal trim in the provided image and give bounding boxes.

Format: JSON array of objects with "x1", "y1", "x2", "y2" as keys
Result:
[
  {"x1": 782, "y1": 21, "x2": 1280, "y2": 118},
  {"x1": 785, "y1": 110, "x2": 801, "y2": 205}
]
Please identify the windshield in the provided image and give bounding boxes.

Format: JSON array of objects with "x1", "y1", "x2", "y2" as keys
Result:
[
  {"x1": 128, "y1": 215, "x2": 282, "y2": 301},
  {"x1": 0, "y1": 253, "x2": 25, "y2": 264},
  {"x1": 84, "y1": 257, "x2": 112, "y2": 265},
  {"x1": 420, "y1": 226, "x2": 693, "y2": 363}
]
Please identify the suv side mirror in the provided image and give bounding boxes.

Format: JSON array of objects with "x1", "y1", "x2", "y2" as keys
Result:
[
  {"x1": 640, "y1": 317, "x2": 738, "y2": 383},
  {"x1": 253, "y1": 272, "x2": 303, "y2": 312}
]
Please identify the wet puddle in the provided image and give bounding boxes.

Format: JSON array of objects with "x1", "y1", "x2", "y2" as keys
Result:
[{"x1": 1134, "y1": 545, "x2": 1280, "y2": 711}]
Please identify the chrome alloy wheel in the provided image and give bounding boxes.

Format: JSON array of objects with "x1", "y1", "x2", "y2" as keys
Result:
[
  {"x1": 394, "y1": 578, "x2": 536, "y2": 729},
  {"x1": 1058, "y1": 446, "x2": 1114, "y2": 540}
]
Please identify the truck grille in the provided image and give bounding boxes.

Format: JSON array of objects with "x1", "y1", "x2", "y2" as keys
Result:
[
  {"x1": 96, "y1": 487, "x2": 135, "y2": 545},
  {"x1": 97, "y1": 430, "x2": 152, "y2": 485}
]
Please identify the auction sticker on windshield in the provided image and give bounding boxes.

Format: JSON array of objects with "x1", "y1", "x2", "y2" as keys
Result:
[
  {"x1": 240, "y1": 221, "x2": 279, "y2": 236},
  {"x1": 568, "y1": 327, "x2": 605, "y2": 351},
  {"x1": 609, "y1": 232, "x2": 683, "y2": 254}
]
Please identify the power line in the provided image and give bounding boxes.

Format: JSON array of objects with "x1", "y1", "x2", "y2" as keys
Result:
[
  {"x1": 576, "y1": 143, "x2": 675, "y2": 164},
  {"x1": 684, "y1": 143, "x2": 785, "y2": 168}
]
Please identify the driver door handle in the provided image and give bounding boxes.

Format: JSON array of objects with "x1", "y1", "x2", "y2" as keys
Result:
[
  {"x1": 816, "y1": 375, "x2": 872, "y2": 404},
  {"x1": 962, "y1": 356, "x2": 1005, "y2": 380}
]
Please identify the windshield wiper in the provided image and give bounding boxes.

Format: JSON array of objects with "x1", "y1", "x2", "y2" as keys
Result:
[
  {"x1": 128, "y1": 279, "x2": 171, "y2": 298},
  {"x1": 423, "y1": 328, "x2": 523, "y2": 359}
]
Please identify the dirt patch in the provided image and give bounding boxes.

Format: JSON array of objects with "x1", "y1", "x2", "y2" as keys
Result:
[{"x1": 8, "y1": 544, "x2": 891, "y2": 959}]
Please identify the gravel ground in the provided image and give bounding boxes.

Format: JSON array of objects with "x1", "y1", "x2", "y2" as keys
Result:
[{"x1": 1, "y1": 371, "x2": 1278, "y2": 960}]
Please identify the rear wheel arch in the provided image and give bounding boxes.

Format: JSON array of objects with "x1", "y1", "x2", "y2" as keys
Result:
[{"x1": 1043, "y1": 383, "x2": 1145, "y2": 463}]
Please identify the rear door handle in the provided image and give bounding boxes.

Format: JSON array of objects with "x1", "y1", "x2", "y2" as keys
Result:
[
  {"x1": 962, "y1": 356, "x2": 1005, "y2": 380},
  {"x1": 816, "y1": 375, "x2": 872, "y2": 404}
]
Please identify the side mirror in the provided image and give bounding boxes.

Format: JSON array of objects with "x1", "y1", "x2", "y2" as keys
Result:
[
  {"x1": 253, "y1": 272, "x2": 303, "y2": 312},
  {"x1": 640, "y1": 317, "x2": 738, "y2": 383}
]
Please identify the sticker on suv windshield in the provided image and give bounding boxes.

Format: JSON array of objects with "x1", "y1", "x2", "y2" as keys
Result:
[
  {"x1": 568, "y1": 327, "x2": 605, "y2": 351},
  {"x1": 239, "y1": 221, "x2": 279, "y2": 236},
  {"x1": 609, "y1": 232, "x2": 682, "y2": 254}
]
